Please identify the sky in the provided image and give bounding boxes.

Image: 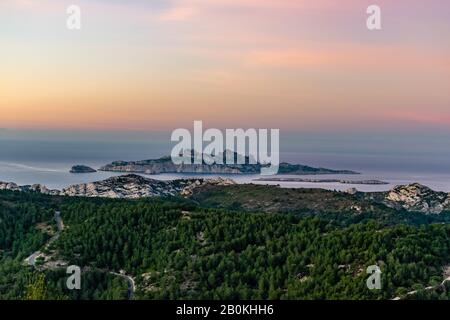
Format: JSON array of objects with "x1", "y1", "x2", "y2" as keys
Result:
[{"x1": 1, "y1": 0, "x2": 449, "y2": 132}]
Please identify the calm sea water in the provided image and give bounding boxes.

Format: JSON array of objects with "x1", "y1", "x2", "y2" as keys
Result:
[{"x1": 1, "y1": 129, "x2": 450, "y2": 192}]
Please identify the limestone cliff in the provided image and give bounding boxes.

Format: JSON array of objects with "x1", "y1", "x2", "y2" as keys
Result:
[{"x1": 384, "y1": 183, "x2": 450, "y2": 214}]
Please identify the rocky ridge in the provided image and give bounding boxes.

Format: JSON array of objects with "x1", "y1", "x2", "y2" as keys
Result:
[
  {"x1": 384, "y1": 183, "x2": 450, "y2": 214},
  {"x1": 0, "y1": 181, "x2": 60, "y2": 196},
  {"x1": 2, "y1": 178, "x2": 450, "y2": 214},
  {"x1": 60, "y1": 174, "x2": 235, "y2": 198},
  {"x1": 1, "y1": 175, "x2": 235, "y2": 199}
]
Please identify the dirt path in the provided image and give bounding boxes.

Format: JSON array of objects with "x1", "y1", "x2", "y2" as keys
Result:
[
  {"x1": 24, "y1": 212, "x2": 136, "y2": 299},
  {"x1": 24, "y1": 211, "x2": 63, "y2": 267},
  {"x1": 392, "y1": 276, "x2": 450, "y2": 300},
  {"x1": 110, "y1": 272, "x2": 136, "y2": 300}
]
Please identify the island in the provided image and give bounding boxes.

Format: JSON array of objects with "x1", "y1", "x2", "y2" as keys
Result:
[
  {"x1": 99, "y1": 151, "x2": 358, "y2": 175},
  {"x1": 253, "y1": 177, "x2": 389, "y2": 185},
  {"x1": 70, "y1": 165, "x2": 97, "y2": 174}
]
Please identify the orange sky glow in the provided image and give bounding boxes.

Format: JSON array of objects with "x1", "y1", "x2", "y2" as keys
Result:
[{"x1": 1, "y1": 0, "x2": 449, "y2": 131}]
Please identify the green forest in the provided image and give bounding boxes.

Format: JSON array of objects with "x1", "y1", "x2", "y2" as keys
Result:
[{"x1": 1, "y1": 188, "x2": 450, "y2": 300}]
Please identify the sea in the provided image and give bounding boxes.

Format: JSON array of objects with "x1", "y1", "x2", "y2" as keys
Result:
[{"x1": 1, "y1": 129, "x2": 450, "y2": 193}]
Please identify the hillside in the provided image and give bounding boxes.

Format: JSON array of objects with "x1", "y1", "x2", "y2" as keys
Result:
[
  {"x1": 188, "y1": 183, "x2": 450, "y2": 219},
  {"x1": 1, "y1": 190, "x2": 450, "y2": 300},
  {"x1": 384, "y1": 183, "x2": 450, "y2": 214}
]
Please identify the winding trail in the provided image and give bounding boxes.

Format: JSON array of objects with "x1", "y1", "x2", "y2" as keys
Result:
[
  {"x1": 392, "y1": 276, "x2": 450, "y2": 300},
  {"x1": 24, "y1": 211, "x2": 63, "y2": 267},
  {"x1": 24, "y1": 211, "x2": 136, "y2": 299},
  {"x1": 110, "y1": 272, "x2": 136, "y2": 300},
  {"x1": 85, "y1": 267, "x2": 136, "y2": 300}
]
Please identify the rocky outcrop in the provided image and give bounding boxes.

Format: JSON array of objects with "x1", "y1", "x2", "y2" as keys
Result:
[
  {"x1": 70, "y1": 165, "x2": 97, "y2": 173},
  {"x1": 0, "y1": 181, "x2": 21, "y2": 191},
  {"x1": 61, "y1": 174, "x2": 182, "y2": 198},
  {"x1": 179, "y1": 177, "x2": 235, "y2": 196},
  {"x1": 0, "y1": 181, "x2": 60, "y2": 195},
  {"x1": 345, "y1": 188, "x2": 359, "y2": 195},
  {"x1": 384, "y1": 183, "x2": 450, "y2": 214},
  {"x1": 61, "y1": 174, "x2": 236, "y2": 199},
  {"x1": 1, "y1": 175, "x2": 236, "y2": 199},
  {"x1": 26, "y1": 184, "x2": 61, "y2": 196}
]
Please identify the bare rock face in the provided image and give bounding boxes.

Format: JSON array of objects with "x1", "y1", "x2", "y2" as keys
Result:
[
  {"x1": 345, "y1": 188, "x2": 359, "y2": 195},
  {"x1": 0, "y1": 181, "x2": 60, "y2": 195},
  {"x1": 1, "y1": 175, "x2": 236, "y2": 199},
  {"x1": 385, "y1": 183, "x2": 450, "y2": 214},
  {"x1": 30, "y1": 184, "x2": 60, "y2": 195},
  {"x1": 180, "y1": 177, "x2": 236, "y2": 196},
  {"x1": 0, "y1": 182, "x2": 21, "y2": 191},
  {"x1": 30, "y1": 184, "x2": 50, "y2": 194},
  {"x1": 61, "y1": 174, "x2": 183, "y2": 198},
  {"x1": 61, "y1": 174, "x2": 236, "y2": 199}
]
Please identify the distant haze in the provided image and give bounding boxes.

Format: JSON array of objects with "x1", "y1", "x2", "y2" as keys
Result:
[{"x1": 1, "y1": 128, "x2": 449, "y2": 173}]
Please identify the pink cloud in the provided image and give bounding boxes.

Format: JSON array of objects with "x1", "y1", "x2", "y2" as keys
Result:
[
  {"x1": 243, "y1": 45, "x2": 450, "y2": 71},
  {"x1": 172, "y1": 0, "x2": 362, "y2": 11},
  {"x1": 157, "y1": 5, "x2": 198, "y2": 22},
  {"x1": 153, "y1": 0, "x2": 364, "y2": 23},
  {"x1": 1, "y1": 0, "x2": 62, "y2": 11},
  {"x1": 384, "y1": 110, "x2": 450, "y2": 126}
]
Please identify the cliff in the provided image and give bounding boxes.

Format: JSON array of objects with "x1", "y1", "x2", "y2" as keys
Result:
[
  {"x1": 1, "y1": 175, "x2": 235, "y2": 199},
  {"x1": 0, "y1": 181, "x2": 60, "y2": 196},
  {"x1": 384, "y1": 183, "x2": 450, "y2": 214},
  {"x1": 60, "y1": 174, "x2": 235, "y2": 198}
]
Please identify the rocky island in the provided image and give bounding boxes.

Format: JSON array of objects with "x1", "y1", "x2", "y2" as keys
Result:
[
  {"x1": 70, "y1": 165, "x2": 97, "y2": 173},
  {"x1": 99, "y1": 152, "x2": 358, "y2": 176}
]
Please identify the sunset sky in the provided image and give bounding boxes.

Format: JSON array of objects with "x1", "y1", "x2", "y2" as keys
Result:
[{"x1": 1, "y1": 0, "x2": 449, "y2": 131}]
